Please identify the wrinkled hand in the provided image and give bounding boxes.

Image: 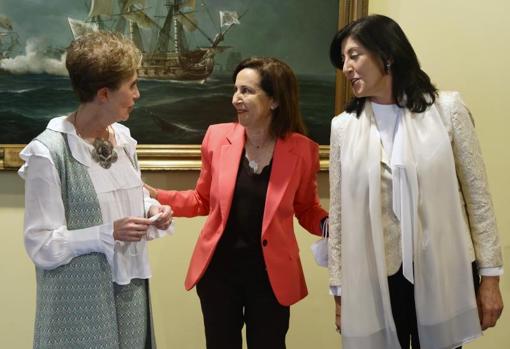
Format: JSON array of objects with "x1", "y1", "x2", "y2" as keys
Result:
[
  {"x1": 148, "y1": 204, "x2": 173, "y2": 230},
  {"x1": 334, "y1": 296, "x2": 341, "y2": 333},
  {"x1": 477, "y1": 276, "x2": 504, "y2": 330},
  {"x1": 113, "y1": 216, "x2": 150, "y2": 241}
]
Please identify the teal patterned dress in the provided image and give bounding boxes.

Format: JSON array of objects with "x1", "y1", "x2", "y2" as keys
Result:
[{"x1": 30, "y1": 129, "x2": 155, "y2": 349}]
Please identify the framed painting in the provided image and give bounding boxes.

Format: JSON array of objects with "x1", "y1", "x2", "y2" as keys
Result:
[{"x1": 0, "y1": 0, "x2": 368, "y2": 170}]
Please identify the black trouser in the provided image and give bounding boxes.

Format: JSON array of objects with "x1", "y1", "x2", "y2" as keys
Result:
[
  {"x1": 196, "y1": 257, "x2": 289, "y2": 349},
  {"x1": 388, "y1": 263, "x2": 480, "y2": 349}
]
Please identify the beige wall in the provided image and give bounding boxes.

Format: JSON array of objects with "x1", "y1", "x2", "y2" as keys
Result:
[{"x1": 1, "y1": 0, "x2": 509, "y2": 347}]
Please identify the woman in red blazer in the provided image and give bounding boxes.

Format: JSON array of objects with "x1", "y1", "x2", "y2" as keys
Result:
[{"x1": 146, "y1": 57, "x2": 328, "y2": 349}]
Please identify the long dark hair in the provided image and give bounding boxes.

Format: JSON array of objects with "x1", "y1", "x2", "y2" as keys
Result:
[
  {"x1": 330, "y1": 14, "x2": 437, "y2": 115},
  {"x1": 233, "y1": 57, "x2": 307, "y2": 138}
]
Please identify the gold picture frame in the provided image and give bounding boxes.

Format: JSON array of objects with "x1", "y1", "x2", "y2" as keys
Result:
[{"x1": 0, "y1": 0, "x2": 368, "y2": 171}]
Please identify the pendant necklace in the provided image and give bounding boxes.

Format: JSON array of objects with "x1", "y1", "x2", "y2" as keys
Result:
[
  {"x1": 246, "y1": 135, "x2": 274, "y2": 174},
  {"x1": 73, "y1": 111, "x2": 118, "y2": 169}
]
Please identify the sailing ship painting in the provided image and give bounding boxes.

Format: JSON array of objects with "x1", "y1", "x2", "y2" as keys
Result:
[
  {"x1": 68, "y1": 0, "x2": 241, "y2": 82},
  {"x1": 0, "y1": 0, "x2": 338, "y2": 146}
]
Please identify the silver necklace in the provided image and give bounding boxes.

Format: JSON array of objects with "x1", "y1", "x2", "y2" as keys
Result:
[{"x1": 74, "y1": 111, "x2": 118, "y2": 169}]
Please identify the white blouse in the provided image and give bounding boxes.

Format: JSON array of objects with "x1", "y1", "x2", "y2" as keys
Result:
[
  {"x1": 19, "y1": 116, "x2": 173, "y2": 285},
  {"x1": 371, "y1": 101, "x2": 401, "y2": 159}
]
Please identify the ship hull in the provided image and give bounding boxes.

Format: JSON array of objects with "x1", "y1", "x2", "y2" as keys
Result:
[{"x1": 138, "y1": 49, "x2": 215, "y2": 82}]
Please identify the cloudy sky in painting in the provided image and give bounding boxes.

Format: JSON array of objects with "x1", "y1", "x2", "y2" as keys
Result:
[{"x1": 0, "y1": 0, "x2": 339, "y2": 75}]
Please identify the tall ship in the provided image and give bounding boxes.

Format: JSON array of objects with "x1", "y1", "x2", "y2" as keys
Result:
[
  {"x1": 0, "y1": 14, "x2": 20, "y2": 59},
  {"x1": 68, "y1": 0, "x2": 241, "y2": 82}
]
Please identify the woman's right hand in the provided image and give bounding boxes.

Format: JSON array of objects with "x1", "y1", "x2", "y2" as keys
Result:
[
  {"x1": 113, "y1": 217, "x2": 151, "y2": 241},
  {"x1": 335, "y1": 296, "x2": 341, "y2": 333}
]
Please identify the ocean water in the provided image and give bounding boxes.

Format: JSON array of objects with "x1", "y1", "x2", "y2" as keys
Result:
[{"x1": 0, "y1": 73, "x2": 335, "y2": 145}]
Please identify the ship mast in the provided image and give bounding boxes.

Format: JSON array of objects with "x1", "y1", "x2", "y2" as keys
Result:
[
  {"x1": 117, "y1": 0, "x2": 158, "y2": 51},
  {"x1": 154, "y1": 1, "x2": 174, "y2": 53},
  {"x1": 154, "y1": 1, "x2": 189, "y2": 54},
  {"x1": 172, "y1": 11, "x2": 181, "y2": 54},
  {"x1": 88, "y1": 0, "x2": 113, "y2": 30}
]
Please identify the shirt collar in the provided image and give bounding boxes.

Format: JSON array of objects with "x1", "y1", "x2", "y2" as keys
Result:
[{"x1": 47, "y1": 115, "x2": 137, "y2": 167}]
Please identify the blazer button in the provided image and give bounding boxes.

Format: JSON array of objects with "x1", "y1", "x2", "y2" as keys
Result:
[{"x1": 262, "y1": 239, "x2": 268, "y2": 247}]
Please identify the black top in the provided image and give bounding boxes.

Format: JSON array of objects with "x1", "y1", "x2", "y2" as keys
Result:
[{"x1": 212, "y1": 150, "x2": 272, "y2": 269}]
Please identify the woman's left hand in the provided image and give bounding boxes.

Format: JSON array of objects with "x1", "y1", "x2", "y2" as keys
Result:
[
  {"x1": 148, "y1": 204, "x2": 173, "y2": 230},
  {"x1": 477, "y1": 276, "x2": 504, "y2": 330},
  {"x1": 144, "y1": 183, "x2": 158, "y2": 199}
]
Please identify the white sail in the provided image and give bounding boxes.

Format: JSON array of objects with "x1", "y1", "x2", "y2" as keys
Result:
[
  {"x1": 220, "y1": 11, "x2": 240, "y2": 28},
  {"x1": 129, "y1": 22, "x2": 144, "y2": 50},
  {"x1": 180, "y1": 0, "x2": 196, "y2": 12},
  {"x1": 174, "y1": 0, "x2": 197, "y2": 32},
  {"x1": 125, "y1": 0, "x2": 146, "y2": 7},
  {"x1": 88, "y1": 0, "x2": 113, "y2": 18},
  {"x1": 176, "y1": 12, "x2": 197, "y2": 32},
  {"x1": 123, "y1": 10, "x2": 159, "y2": 28},
  {"x1": 68, "y1": 18, "x2": 99, "y2": 39},
  {"x1": 0, "y1": 15, "x2": 13, "y2": 31},
  {"x1": 118, "y1": 0, "x2": 146, "y2": 13}
]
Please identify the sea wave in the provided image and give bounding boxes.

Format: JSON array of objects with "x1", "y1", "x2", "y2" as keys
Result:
[
  {"x1": 0, "y1": 87, "x2": 39, "y2": 94},
  {"x1": 0, "y1": 87, "x2": 48, "y2": 95},
  {"x1": 0, "y1": 38, "x2": 67, "y2": 76}
]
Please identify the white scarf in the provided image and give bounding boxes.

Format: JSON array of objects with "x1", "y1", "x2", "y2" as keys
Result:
[{"x1": 340, "y1": 101, "x2": 481, "y2": 349}]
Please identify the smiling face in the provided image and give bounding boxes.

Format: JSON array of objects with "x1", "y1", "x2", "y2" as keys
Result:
[
  {"x1": 341, "y1": 36, "x2": 393, "y2": 104},
  {"x1": 103, "y1": 72, "x2": 140, "y2": 122},
  {"x1": 232, "y1": 68, "x2": 276, "y2": 131}
]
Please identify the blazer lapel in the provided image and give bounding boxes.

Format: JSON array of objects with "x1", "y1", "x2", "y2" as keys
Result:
[
  {"x1": 262, "y1": 136, "x2": 298, "y2": 235},
  {"x1": 218, "y1": 125, "x2": 245, "y2": 224}
]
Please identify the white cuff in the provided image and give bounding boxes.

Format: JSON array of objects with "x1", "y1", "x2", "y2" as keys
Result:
[
  {"x1": 329, "y1": 285, "x2": 342, "y2": 296},
  {"x1": 478, "y1": 266, "x2": 504, "y2": 277},
  {"x1": 67, "y1": 222, "x2": 115, "y2": 265}
]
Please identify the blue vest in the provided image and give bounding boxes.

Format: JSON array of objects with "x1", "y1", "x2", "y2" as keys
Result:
[{"x1": 32, "y1": 129, "x2": 153, "y2": 349}]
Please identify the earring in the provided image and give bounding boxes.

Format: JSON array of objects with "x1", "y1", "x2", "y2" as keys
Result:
[{"x1": 385, "y1": 62, "x2": 391, "y2": 70}]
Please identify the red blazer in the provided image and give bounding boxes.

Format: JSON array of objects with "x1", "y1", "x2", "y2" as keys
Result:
[{"x1": 157, "y1": 123, "x2": 327, "y2": 306}]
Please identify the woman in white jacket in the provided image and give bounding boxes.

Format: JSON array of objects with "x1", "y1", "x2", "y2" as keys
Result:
[{"x1": 327, "y1": 14, "x2": 503, "y2": 349}]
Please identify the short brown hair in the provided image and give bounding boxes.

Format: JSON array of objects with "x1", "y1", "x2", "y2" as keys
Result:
[
  {"x1": 233, "y1": 57, "x2": 307, "y2": 138},
  {"x1": 66, "y1": 31, "x2": 141, "y2": 103}
]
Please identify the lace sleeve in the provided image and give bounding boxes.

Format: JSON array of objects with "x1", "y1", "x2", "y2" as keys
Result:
[
  {"x1": 451, "y1": 96, "x2": 503, "y2": 268},
  {"x1": 328, "y1": 115, "x2": 345, "y2": 287}
]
